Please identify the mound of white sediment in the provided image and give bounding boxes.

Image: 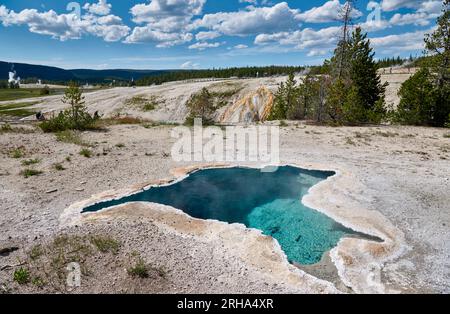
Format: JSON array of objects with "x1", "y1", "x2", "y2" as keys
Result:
[{"x1": 2, "y1": 71, "x2": 413, "y2": 124}]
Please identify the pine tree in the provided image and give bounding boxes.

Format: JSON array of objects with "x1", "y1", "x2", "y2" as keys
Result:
[
  {"x1": 425, "y1": 0, "x2": 450, "y2": 88},
  {"x1": 395, "y1": 1, "x2": 450, "y2": 127},
  {"x1": 268, "y1": 82, "x2": 288, "y2": 120},
  {"x1": 345, "y1": 27, "x2": 387, "y2": 123},
  {"x1": 395, "y1": 68, "x2": 436, "y2": 125},
  {"x1": 185, "y1": 87, "x2": 215, "y2": 125},
  {"x1": 326, "y1": 78, "x2": 348, "y2": 123},
  {"x1": 62, "y1": 81, "x2": 86, "y2": 126},
  {"x1": 288, "y1": 74, "x2": 321, "y2": 120},
  {"x1": 284, "y1": 73, "x2": 299, "y2": 116}
]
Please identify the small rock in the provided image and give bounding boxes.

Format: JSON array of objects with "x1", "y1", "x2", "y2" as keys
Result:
[{"x1": 75, "y1": 188, "x2": 85, "y2": 192}]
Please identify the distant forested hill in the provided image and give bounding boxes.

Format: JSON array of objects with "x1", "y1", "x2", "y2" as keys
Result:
[
  {"x1": 69, "y1": 69, "x2": 169, "y2": 82},
  {"x1": 0, "y1": 61, "x2": 75, "y2": 82},
  {"x1": 0, "y1": 61, "x2": 170, "y2": 84}
]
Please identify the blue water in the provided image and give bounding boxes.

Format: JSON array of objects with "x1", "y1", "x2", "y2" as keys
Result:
[{"x1": 83, "y1": 166, "x2": 359, "y2": 265}]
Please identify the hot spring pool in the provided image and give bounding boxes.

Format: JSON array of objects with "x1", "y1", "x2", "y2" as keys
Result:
[{"x1": 83, "y1": 166, "x2": 360, "y2": 265}]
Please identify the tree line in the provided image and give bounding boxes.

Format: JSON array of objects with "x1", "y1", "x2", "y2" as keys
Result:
[
  {"x1": 136, "y1": 66, "x2": 306, "y2": 86},
  {"x1": 268, "y1": 0, "x2": 449, "y2": 128}
]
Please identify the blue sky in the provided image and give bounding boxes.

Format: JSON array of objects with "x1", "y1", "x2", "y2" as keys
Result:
[{"x1": 0, "y1": 0, "x2": 443, "y2": 69}]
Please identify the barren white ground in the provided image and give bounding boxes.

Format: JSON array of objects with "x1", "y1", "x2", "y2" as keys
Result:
[{"x1": 0, "y1": 122, "x2": 449, "y2": 293}]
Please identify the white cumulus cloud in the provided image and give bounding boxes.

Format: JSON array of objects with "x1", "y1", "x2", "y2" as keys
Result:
[{"x1": 0, "y1": 1, "x2": 129, "y2": 42}]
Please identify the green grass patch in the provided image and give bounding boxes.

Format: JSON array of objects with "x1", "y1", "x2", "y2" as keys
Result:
[
  {"x1": 29, "y1": 244, "x2": 43, "y2": 261},
  {"x1": 0, "y1": 123, "x2": 36, "y2": 134},
  {"x1": 0, "y1": 101, "x2": 38, "y2": 118},
  {"x1": 125, "y1": 95, "x2": 161, "y2": 112},
  {"x1": 56, "y1": 130, "x2": 90, "y2": 146},
  {"x1": 21, "y1": 168, "x2": 43, "y2": 178},
  {"x1": 79, "y1": 148, "x2": 92, "y2": 158},
  {"x1": 53, "y1": 163, "x2": 65, "y2": 171},
  {"x1": 13, "y1": 268, "x2": 30, "y2": 285},
  {"x1": 21, "y1": 158, "x2": 40, "y2": 166},
  {"x1": 9, "y1": 148, "x2": 24, "y2": 158},
  {"x1": 90, "y1": 236, "x2": 121, "y2": 255},
  {"x1": 127, "y1": 258, "x2": 149, "y2": 278},
  {"x1": 0, "y1": 88, "x2": 64, "y2": 101},
  {"x1": 31, "y1": 276, "x2": 46, "y2": 288}
]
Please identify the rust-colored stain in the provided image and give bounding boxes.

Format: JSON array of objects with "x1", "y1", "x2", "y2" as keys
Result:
[{"x1": 220, "y1": 86, "x2": 274, "y2": 123}]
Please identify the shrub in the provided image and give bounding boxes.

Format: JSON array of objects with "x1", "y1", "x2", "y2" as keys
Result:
[
  {"x1": 39, "y1": 109, "x2": 97, "y2": 133},
  {"x1": 90, "y1": 236, "x2": 120, "y2": 255},
  {"x1": 21, "y1": 159, "x2": 40, "y2": 166},
  {"x1": 39, "y1": 85, "x2": 50, "y2": 96},
  {"x1": 185, "y1": 88, "x2": 215, "y2": 126},
  {"x1": 393, "y1": 69, "x2": 437, "y2": 126},
  {"x1": 21, "y1": 169, "x2": 43, "y2": 178},
  {"x1": 13, "y1": 268, "x2": 30, "y2": 285},
  {"x1": 10, "y1": 148, "x2": 24, "y2": 159},
  {"x1": 0, "y1": 123, "x2": 13, "y2": 133},
  {"x1": 32, "y1": 277, "x2": 45, "y2": 288},
  {"x1": 54, "y1": 163, "x2": 65, "y2": 171},
  {"x1": 128, "y1": 259, "x2": 149, "y2": 278},
  {"x1": 39, "y1": 82, "x2": 98, "y2": 133},
  {"x1": 79, "y1": 148, "x2": 92, "y2": 158},
  {"x1": 56, "y1": 130, "x2": 89, "y2": 146}
]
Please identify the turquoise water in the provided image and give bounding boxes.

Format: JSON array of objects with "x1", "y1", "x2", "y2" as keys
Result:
[{"x1": 83, "y1": 166, "x2": 358, "y2": 265}]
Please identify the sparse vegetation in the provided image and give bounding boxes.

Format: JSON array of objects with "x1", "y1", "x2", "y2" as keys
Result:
[
  {"x1": 39, "y1": 85, "x2": 50, "y2": 96},
  {"x1": 125, "y1": 95, "x2": 160, "y2": 112},
  {"x1": 0, "y1": 88, "x2": 58, "y2": 101},
  {"x1": 95, "y1": 116, "x2": 143, "y2": 128},
  {"x1": 0, "y1": 123, "x2": 13, "y2": 132},
  {"x1": 21, "y1": 169, "x2": 43, "y2": 178},
  {"x1": 79, "y1": 148, "x2": 92, "y2": 158},
  {"x1": 0, "y1": 101, "x2": 38, "y2": 118},
  {"x1": 0, "y1": 123, "x2": 35, "y2": 134},
  {"x1": 29, "y1": 245, "x2": 43, "y2": 260},
  {"x1": 53, "y1": 163, "x2": 65, "y2": 171},
  {"x1": 128, "y1": 258, "x2": 149, "y2": 279},
  {"x1": 90, "y1": 236, "x2": 120, "y2": 255},
  {"x1": 31, "y1": 276, "x2": 46, "y2": 288},
  {"x1": 10, "y1": 148, "x2": 24, "y2": 158},
  {"x1": 13, "y1": 268, "x2": 30, "y2": 285},
  {"x1": 56, "y1": 130, "x2": 89, "y2": 146},
  {"x1": 375, "y1": 131, "x2": 399, "y2": 138},
  {"x1": 21, "y1": 159, "x2": 40, "y2": 166}
]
